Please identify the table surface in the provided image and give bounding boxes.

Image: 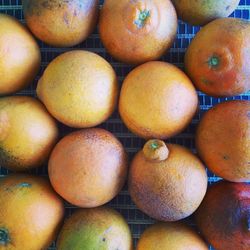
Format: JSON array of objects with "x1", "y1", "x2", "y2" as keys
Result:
[{"x1": 0, "y1": 0, "x2": 250, "y2": 249}]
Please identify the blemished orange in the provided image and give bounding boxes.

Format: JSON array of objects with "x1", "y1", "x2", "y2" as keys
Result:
[
  {"x1": 137, "y1": 222, "x2": 208, "y2": 250},
  {"x1": 0, "y1": 174, "x2": 64, "y2": 250},
  {"x1": 119, "y1": 61, "x2": 198, "y2": 139},
  {"x1": 196, "y1": 181, "x2": 250, "y2": 250},
  {"x1": 48, "y1": 128, "x2": 128, "y2": 208},
  {"x1": 99, "y1": 0, "x2": 177, "y2": 64},
  {"x1": 37, "y1": 50, "x2": 118, "y2": 128},
  {"x1": 196, "y1": 100, "x2": 250, "y2": 182},
  {"x1": 23, "y1": 0, "x2": 99, "y2": 47},
  {"x1": 0, "y1": 96, "x2": 59, "y2": 172},
  {"x1": 185, "y1": 18, "x2": 250, "y2": 97},
  {"x1": 129, "y1": 140, "x2": 207, "y2": 222},
  {"x1": 0, "y1": 14, "x2": 40, "y2": 95}
]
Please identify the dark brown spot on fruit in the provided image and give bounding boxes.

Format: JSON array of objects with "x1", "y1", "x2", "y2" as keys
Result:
[
  {"x1": 201, "y1": 77, "x2": 212, "y2": 85},
  {"x1": 0, "y1": 147, "x2": 20, "y2": 169},
  {"x1": 223, "y1": 155, "x2": 230, "y2": 160},
  {"x1": 0, "y1": 228, "x2": 10, "y2": 246}
]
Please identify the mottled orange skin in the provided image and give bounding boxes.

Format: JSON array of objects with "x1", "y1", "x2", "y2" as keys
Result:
[
  {"x1": 57, "y1": 207, "x2": 133, "y2": 250},
  {"x1": 0, "y1": 14, "x2": 40, "y2": 95},
  {"x1": 99, "y1": 0, "x2": 177, "y2": 64},
  {"x1": 185, "y1": 18, "x2": 250, "y2": 97},
  {"x1": 196, "y1": 100, "x2": 250, "y2": 182},
  {"x1": 23, "y1": 0, "x2": 99, "y2": 47},
  {"x1": 129, "y1": 141, "x2": 207, "y2": 222},
  {"x1": 49, "y1": 128, "x2": 128, "y2": 208},
  {"x1": 137, "y1": 222, "x2": 208, "y2": 250},
  {"x1": 0, "y1": 96, "x2": 59, "y2": 172},
  {"x1": 37, "y1": 50, "x2": 118, "y2": 128},
  {"x1": 0, "y1": 174, "x2": 64, "y2": 250},
  {"x1": 119, "y1": 61, "x2": 198, "y2": 139},
  {"x1": 172, "y1": 0, "x2": 240, "y2": 26},
  {"x1": 196, "y1": 181, "x2": 250, "y2": 250}
]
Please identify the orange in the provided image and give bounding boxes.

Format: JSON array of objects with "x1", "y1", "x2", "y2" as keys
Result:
[
  {"x1": 0, "y1": 174, "x2": 64, "y2": 250},
  {"x1": 196, "y1": 100, "x2": 250, "y2": 182},
  {"x1": 23, "y1": 0, "x2": 99, "y2": 47},
  {"x1": 37, "y1": 50, "x2": 118, "y2": 128},
  {"x1": 0, "y1": 96, "x2": 58, "y2": 172},
  {"x1": 137, "y1": 222, "x2": 208, "y2": 250},
  {"x1": 129, "y1": 140, "x2": 207, "y2": 221},
  {"x1": 48, "y1": 128, "x2": 128, "y2": 208},
  {"x1": 185, "y1": 18, "x2": 250, "y2": 97},
  {"x1": 119, "y1": 61, "x2": 198, "y2": 139},
  {"x1": 0, "y1": 14, "x2": 40, "y2": 95},
  {"x1": 196, "y1": 181, "x2": 250, "y2": 250},
  {"x1": 172, "y1": 0, "x2": 240, "y2": 26},
  {"x1": 99, "y1": 0, "x2": 177, "y2": 64},
  {"x1": 57, "y1": 207, "x2": 133, "y2": 250}
]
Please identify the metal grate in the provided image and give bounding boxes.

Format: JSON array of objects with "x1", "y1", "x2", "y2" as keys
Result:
[{"x1": 0, "y1": 0, "x2": 250, "y2": 249}]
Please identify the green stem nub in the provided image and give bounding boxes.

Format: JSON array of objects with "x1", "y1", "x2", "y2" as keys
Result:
[
  {"x1": 208, "y1": 56, "x2": 220, "y2": 68},
  {"x1": 135, "y1": 10, "x2": 150, "y2": 28},
  {"x1": 143, "y1": 140, "x2": 169, "y2": 162},
  {"x1": 0, "y1": 228, "x2": 10, "y2": 246},
  {"x1": 150, "y1": 141, "x2": 159, "y2": 150}
]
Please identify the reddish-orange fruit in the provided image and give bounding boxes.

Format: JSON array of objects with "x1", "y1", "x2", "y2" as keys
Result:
[
  {"x1": 0, "y1": 174, "x2": 64, "y2": 250},
  {"x1": 196, "y1": 100, "x2": 250, "y2": 182},
  {"x1": 48, "y1": 128, "x2": 128, "y2": 208},
  {"x1": 185, "y1": 18, "x2": 250, "y2": 97},
  {"x1": 99, "y1": 0, "x2": 177, "y2": 64},
  {"x1": 57, "y1": 207, "x2": 133, "y2": 250},
  {"x1": 137, "y1": 222, "x2": 208, "y2": 250},
  {"x1": 0, "y1": 96, "x2": 59, "y2": 172},
  {"x1": 119, "y1": 61, "x2": 198, "y2": 139},
  {"x1": 129, "y1": 140, "x2": 207, "y2": 222},
  {"x1": 196, "y1": 181, "x2": 250, "y2": 250},
  {"x1": 23, "y1": 0, "x2": 99, "y2": 47},
  {"x1": 0, "y1": 14, "x2": 40, "y2": 95}
]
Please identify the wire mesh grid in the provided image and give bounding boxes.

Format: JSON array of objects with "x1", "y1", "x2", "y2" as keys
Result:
[{"x1": 0, "y1": 0, "x2": 250, "y2": 249}]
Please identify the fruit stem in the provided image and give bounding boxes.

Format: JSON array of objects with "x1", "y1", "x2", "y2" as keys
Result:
[
  {"x1": 208, "y1": 56, "x2": 220, "y2": 68},
  {"x1": 134, "y1": 10, "x2": 150, "y2": 28},
  {"x1": 143, "y1": 140, "x2": 169, "y2": 162},
  {"x1": 0, "y1": 228, "x2": 10, "y2": 246}
]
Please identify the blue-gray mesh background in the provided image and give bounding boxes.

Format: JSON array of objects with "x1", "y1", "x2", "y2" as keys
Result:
[{"x1": 0, "y1": 0, "x2": 249, "y2": 249}]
